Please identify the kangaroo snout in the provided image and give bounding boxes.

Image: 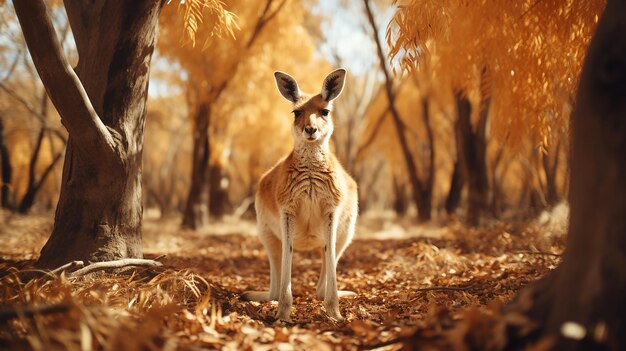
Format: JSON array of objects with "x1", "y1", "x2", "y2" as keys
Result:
[{"x1": 304, "y1": 126, "x2": 318, "y2": 135}]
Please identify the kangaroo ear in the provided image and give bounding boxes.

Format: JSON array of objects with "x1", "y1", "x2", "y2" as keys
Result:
[
  {"x1": 321, "y1": 68, "x2": 346, "y2": 102},
  {"x1": 274, "y1": 71, "x2": 301, "y2": 103}
]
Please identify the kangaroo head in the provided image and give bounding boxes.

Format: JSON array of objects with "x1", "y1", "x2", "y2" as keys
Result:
[{"x1": 274, "y1": 69, "x2": 346, "y2": 145}]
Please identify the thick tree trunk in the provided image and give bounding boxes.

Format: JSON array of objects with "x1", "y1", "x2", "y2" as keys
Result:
[
  {"x1": 14, "y1": 0, "x2": 163, "y2": 268},
  {"x1": 0, "y1": 118, "x2": 13, "y2": 209},
  {"x1": 182, "y1": 102, "x2": 210, "y2": 230},
  {"x1": 454, "y1": 92, "x2": 489, "y2": 225},
  {"x1": 513, "y1": 2, "x2": 626, "y2": 349}
]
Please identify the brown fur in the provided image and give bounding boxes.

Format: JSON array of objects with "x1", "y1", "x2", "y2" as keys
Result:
[{"x1": 242, "y1": 69, "x2": 358, "y2": 321}]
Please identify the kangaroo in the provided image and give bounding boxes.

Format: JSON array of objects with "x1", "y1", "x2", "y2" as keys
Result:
[{"x1": 241, "y1": 69, "x2": 358, "y2": 322}]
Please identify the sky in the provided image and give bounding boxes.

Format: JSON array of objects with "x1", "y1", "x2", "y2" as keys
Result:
[{"x1": 312, "y1": 0, "x2": 392, "y2": 76}]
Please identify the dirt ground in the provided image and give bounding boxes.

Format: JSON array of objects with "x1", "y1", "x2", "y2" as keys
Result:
[{"x1": 0, "y1": 209, "x2": 566, "y2": 350}]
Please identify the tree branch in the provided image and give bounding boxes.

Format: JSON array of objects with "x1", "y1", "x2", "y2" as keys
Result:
[
  {"x1": 49, "y1": 260, "x2": 84, "y2": 275},
  {"x1": 211, "y1": 0, "x2": 288, "y2": 102},
  {"x1": 68, "y1": 259, "x2": 163, "y2": 277},
  {"x1": 0, "y1": 83, "x2": 68, "y2": 143},
  {"x1": 355, "y1": 110, "x2": 389, "y2": 160},
  {"x1": 0, "y1": 48, "x2": 21, "y2": 83},
  {"x1": 12, "y1": 0, "x2": 116, "y2": 159}
]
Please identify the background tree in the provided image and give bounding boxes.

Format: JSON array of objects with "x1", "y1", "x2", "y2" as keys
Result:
[
  {"x1": 0, "y1": 7, "x2": 69, "y2": 213},
  {"x1": 158, "y1": 0, "x2": 325, "y2": 229},
  {"x1": 364, "y1": 0, "x2": 437, "y2": 222},
  {"x1": 388, "y1": 0, "x2": 603, "y2": 224},
  {"x1": 11, "y1": 0, "x2": 235, "y2": 268},
  {"x1": 515, "y1": 3, "x2": 626, "y2": 347},
  {"x1": 388, "y1": 0, "x2": 626, "y2": 348}
]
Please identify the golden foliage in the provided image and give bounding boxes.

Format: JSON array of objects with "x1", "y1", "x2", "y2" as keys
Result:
[
  {"x1": 387, "y1": 0, "x2": 605, "y2": 146},
  {"x1": 175, "y1": 0, "x2": 239, "y2": 47},
  {"x1": 157, "y1": 0, "x2": 329, "y2": 203}
]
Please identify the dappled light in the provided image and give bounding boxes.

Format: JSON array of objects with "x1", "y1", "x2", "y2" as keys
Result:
[{"x1": 2, "y1": 0, "x2": 624, "y2": 350}]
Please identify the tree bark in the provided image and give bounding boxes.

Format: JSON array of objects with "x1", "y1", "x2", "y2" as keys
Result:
[
  {"x1": 182, "y1": 102, "x2": 211, "y2": 230},
  {"x1": 0, "y1": 117, "x2": 13, "y2": 209},
  {"x1": 454, "y1": 91, "x2": 490, "y2": 226},
  {"x1": 14, "y1": 0, "x2": 164, "y2": 268},
  {"x1": 392, "y1": 176, "x2": 408, "y2": 216},
  {"x1": 542, "y1": 140, "x2": 562, "y2": 206},
  {"x1": 513, "y1": 2, "x2": 626, "y2": 349},
  {"x1": 445, "y1": 160, "x2": 465, "y2": 215},
  {"x1": 209, "y1": 163, "x2": 230, "y2": 218}
]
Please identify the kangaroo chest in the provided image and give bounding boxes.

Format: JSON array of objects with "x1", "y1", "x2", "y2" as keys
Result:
[{"x1": 283, "y1": 167, "x2": 340, "y2": 249}]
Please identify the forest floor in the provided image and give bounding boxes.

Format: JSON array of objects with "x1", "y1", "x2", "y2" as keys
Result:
[{"x1": 0, "y1": 206, "x2": 568, "y2": 350}]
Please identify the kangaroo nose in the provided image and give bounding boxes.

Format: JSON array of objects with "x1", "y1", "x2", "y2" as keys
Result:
[{"x1": 305, "y1": 127, "x2": 317, "y2": 135}]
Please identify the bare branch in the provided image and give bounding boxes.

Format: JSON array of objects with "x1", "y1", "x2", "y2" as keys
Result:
[
  {"x1": 12, "y1": 0, "x2": 116, "y2": 159},
  {"x1": 211, "y1": 0, "x2": 288, "y2": 102},
  {"x1": 0, "y1": 83, "x2": 67, "y2": 142},
  {"x1": 0, "y1": 48, "x2": 22, "y2": 83},
  {"x1": 355, "y1": 110, "x2": 389, "y2": 160},
  {"x1": 68, "y1": 259, "x2": 164, "y2": 277}
]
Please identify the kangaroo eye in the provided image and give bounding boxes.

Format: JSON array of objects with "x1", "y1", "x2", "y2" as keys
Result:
[
  {"x1": 321, "y1": 109, "x2": 330, "y2": 116},
  {"x1": 292, "y1": 110, "x2": 302, "y2": 118}
]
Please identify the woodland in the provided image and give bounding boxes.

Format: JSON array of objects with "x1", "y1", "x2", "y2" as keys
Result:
[{"x1": 0, "y1": 0, "x2": 623, "y2": 350}]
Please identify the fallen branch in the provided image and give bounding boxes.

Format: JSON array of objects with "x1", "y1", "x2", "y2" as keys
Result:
[
  {"x1": 152, "y1": 254, "x2": 167, "y2": 261},
  {"x1": 0, "y1": 303, "x2": 70, "y2": 322},
  {"x1": 50, "y1": 260, "x2": 84, "y2": 275},
  {"x1": 69, "y1": 259, "x2": 163, "y2": 277}
]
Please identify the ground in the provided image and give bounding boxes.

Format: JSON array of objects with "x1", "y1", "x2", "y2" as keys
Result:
[{"x1": 0, "y1": 207, "x2": 567, "y2": 350}]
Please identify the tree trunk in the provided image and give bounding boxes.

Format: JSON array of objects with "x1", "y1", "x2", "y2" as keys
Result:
[
  {"x1": 420, "y1": 98, "x2": 436, "y2": 221},
  {"x1": 445, "y1": 160, "x2": 464, "y2": 215},
  {"x1": 18, "y1": 146, "x2": 64, "y2": 214},
  {"x1": 14, "y1": 94, "x2": 65, "y2": 214},
  {"x1": 14, "y1": 0, "x2": 164, "y2": 268},
  {"x1": 514, "y1": 2, "x2": 626, "y2": 349},
  {"x1": 364, "y1": 0, "x2": 431, "y2": 222},
  {"x1": 0, "y1": 117, "x2": 13, "y2": 209},
  {"x1": 454, "y1": 92, "x2": 489, "y2": 225},
  {"x1": 182, "y1": 102, "x2": 210, "y2": 230},
  {"x1": 209, "y1": 163, "x2": 229, "y2": 218},
  {"x1": 392, "y1": 176, "x2": 408, "y2": 216},
  {"x1": 542, "y1": 140, "x2": 562, "y2": 206}
]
